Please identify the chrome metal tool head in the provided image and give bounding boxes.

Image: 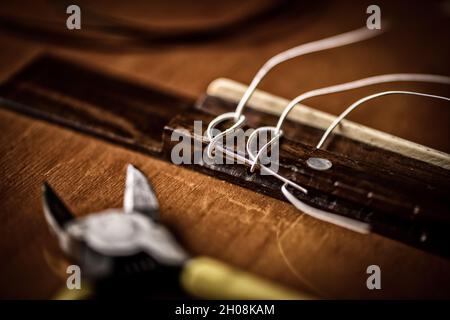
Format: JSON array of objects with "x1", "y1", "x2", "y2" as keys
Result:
[{"x1": 42, "y1": 164, "x2": 189, "y2": 281}]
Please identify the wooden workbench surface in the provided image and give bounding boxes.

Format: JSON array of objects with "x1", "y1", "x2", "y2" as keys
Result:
[{"x1": 0, "y1": 0, "x2": 449, "y2": 298}]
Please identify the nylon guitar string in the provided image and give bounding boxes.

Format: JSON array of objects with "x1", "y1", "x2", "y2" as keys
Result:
[
  {"x1": 206, "y1": 25, "x2": 385, "y2": 160},
  {"x1": 246, "y1": 76, "x2": 450, "y2": 233},
  {"x1": 203, "y1": 25, "x2": 450, "y2": 233},
  {"x1": 278, "y1": 90, "x2": 450, "y2": 234}
]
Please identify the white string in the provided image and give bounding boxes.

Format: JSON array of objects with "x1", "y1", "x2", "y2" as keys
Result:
[
  {"x1": 248, "y1": 74, "x2": 450, "y2": 169},
  {"x1": 233, "y1": 26, "x2": 385, "y2": 120},
  {"x1": 247, "y1": 78, "x2": 450, "y2": 234},
  {"x1": 281, "y1": 184, "x2": 371, "y2": 234},
  {"x1": 201, "y1": 24, "x2": 450, "y2": 233},
  {"x1": 317, "y1": 91, "x2": 450, "y2": 149},
  {"x1": 275, "y1": 73, "x2": 450, "y2": 133},
  {"x1": 281, "y1": 91, "x2": 450, "y2": 233},
  {"x1": 205, "y1": 25, "x2": 385, "y2": 158},
  {"x1": 206, "y1": 112, "x2": 246, "y2": 158},
  {"x1": 205, "y1": 129, "x2": 308, "y2": 194}
]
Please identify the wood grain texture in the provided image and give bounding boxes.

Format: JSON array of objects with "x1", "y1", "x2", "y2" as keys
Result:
[
  {"x1": 0, "y1": 55, "x2": 194, "y2": 156},
  {"x1": 165, "y1": 106, "x2": 450, "y2": 258},
  {"x1": 2, "y1": 55, "x2": 449, "y2": 258},
  {"x1": 0, "y1": 0, "x2": 449, "y2": 299},
  {"x1": 1, "y1": 108, "x2": 450, "y2": 299}
]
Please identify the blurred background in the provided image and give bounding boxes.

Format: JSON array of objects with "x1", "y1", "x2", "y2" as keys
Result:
[{"x1": 0, "y1": 0, "x2": 449, "y2": 151}]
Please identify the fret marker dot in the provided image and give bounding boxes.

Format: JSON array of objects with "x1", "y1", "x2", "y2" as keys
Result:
[{"x1": 307, "y1": 157, "x2": 332, "y2": 171}]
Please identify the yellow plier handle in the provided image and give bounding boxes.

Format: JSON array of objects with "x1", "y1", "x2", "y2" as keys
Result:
[
  {"x1": 180, "y1": 257, "x2": 314, "y2": 300},
  {"x1": 55, "y1": 256, "x2": 316, "y2": 300}
]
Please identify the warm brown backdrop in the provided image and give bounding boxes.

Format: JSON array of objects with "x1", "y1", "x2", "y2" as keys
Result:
[{"x1": 0, "y1": 0, "x2": 449, "y2": 299}]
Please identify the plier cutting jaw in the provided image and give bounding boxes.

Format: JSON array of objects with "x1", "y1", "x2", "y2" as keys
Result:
[
  {"x1": 42, "y1": 164, "x2": 310, "y2": 299},
  {"x1": 42, "y1": 164, "x2": 189, "y2": 282}
]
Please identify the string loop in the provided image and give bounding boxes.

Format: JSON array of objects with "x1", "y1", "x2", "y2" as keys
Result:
[{"x1": 205, "y1": 25, "x2": 385, "y2": 160}]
